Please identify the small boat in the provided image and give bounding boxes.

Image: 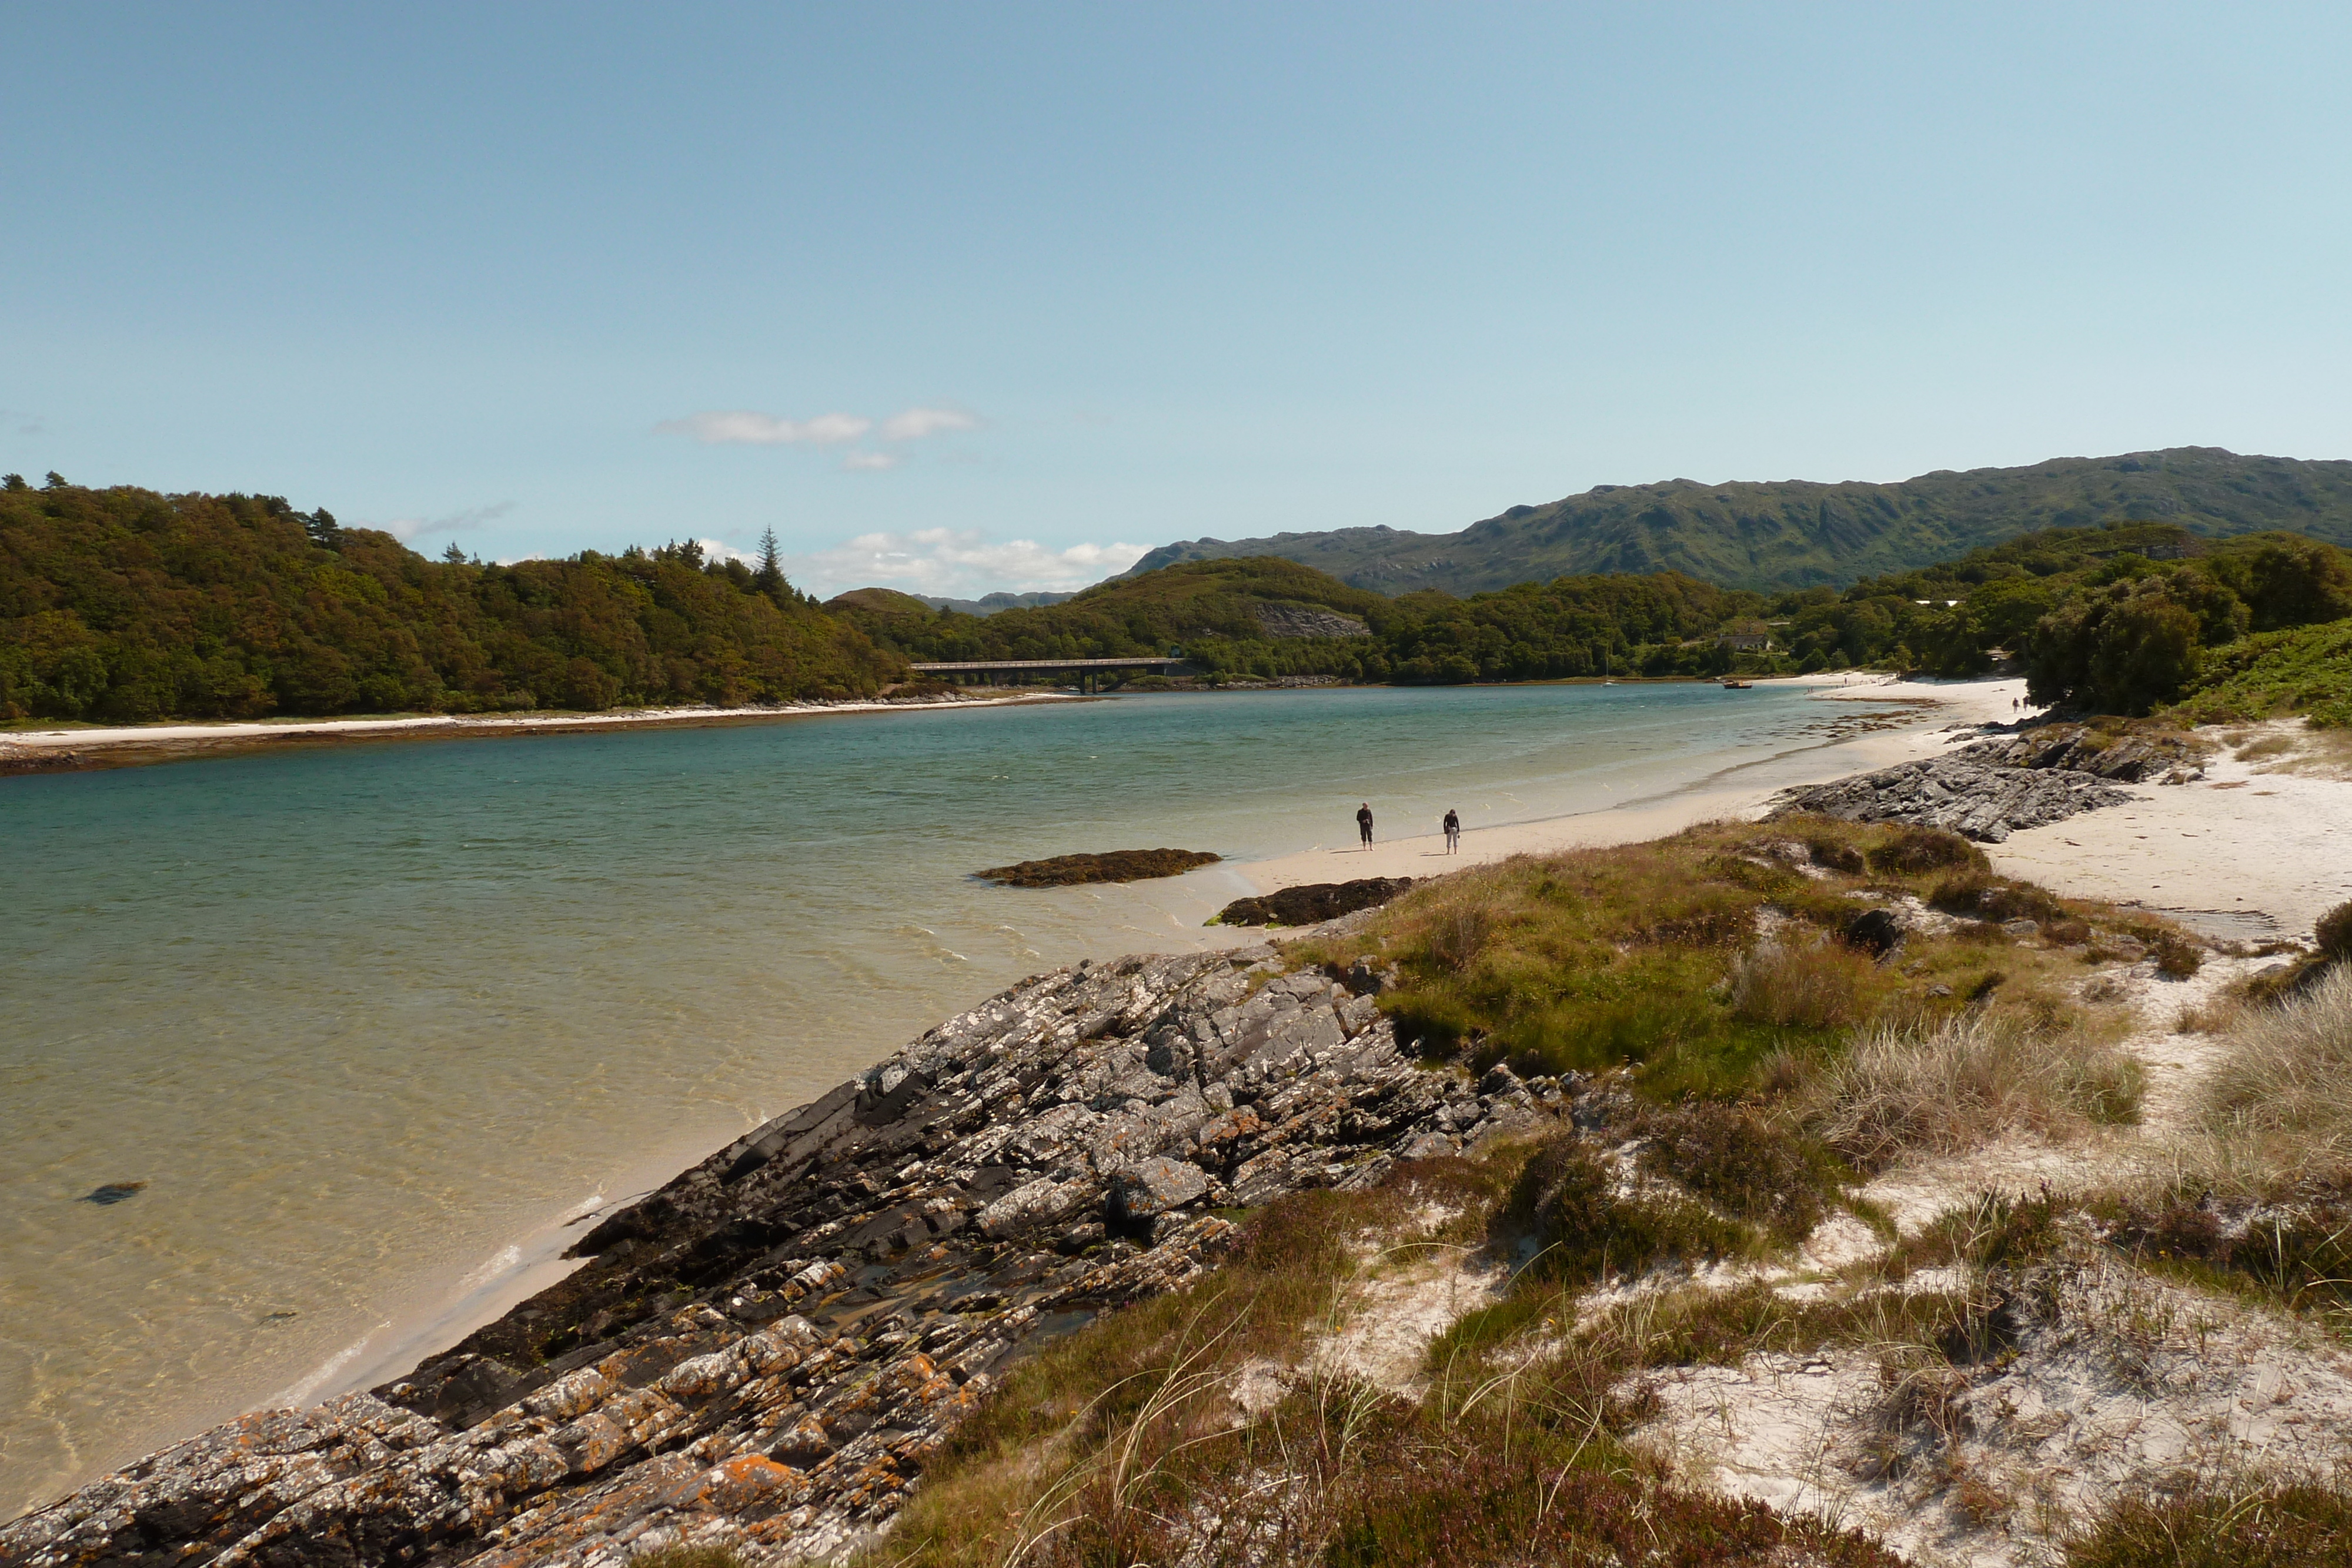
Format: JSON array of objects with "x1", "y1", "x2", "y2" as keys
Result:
[{"x1": 1720, "y1": 678, "x2": 1753, "y2": 689}]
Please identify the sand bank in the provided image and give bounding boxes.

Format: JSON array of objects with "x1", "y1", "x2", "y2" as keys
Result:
[{"x1": 1241, "y1": 673, "x2": 2032, "y2": 892}]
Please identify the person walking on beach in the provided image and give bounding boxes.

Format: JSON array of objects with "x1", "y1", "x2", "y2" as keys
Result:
[
  {"x1": 1443, "y1": 808, "x2": 1461, "y2": 854},
  {"x1": 1357, "y1": 803, "x2": 1374, "y2": 848}
]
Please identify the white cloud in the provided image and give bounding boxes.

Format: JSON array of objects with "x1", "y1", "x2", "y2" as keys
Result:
[
  {"x1": 784, "y1": 527, "x2": 1147, "y2": 600},
  {"x1": 656, "y1": 404, "x2": 982, "y2": 459},
  {"x1": 880, "y1": 406, "x2": 980, "y2": 440},
  {"x1": 841, "y1": 450, "x2": 901, "y2": 472},
  {"x1": 694, "y1": 537, "x2": 761, "y2": 566},
  {"x1": 657, "y1": 410, "x2": 873, "y2": 446},
  {"x1": 375, "y1": 500, "x2": 514, "y2": 541}
]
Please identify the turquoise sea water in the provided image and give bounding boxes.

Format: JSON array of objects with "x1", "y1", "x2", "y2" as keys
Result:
[{"x1": 0, "y1": 682, "x2": 1905, "y2": 1516}]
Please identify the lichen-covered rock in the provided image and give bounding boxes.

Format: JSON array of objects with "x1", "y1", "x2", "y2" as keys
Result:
[{"x1": 4, "y1": 945, "x2": 1543, "y2": 1568}]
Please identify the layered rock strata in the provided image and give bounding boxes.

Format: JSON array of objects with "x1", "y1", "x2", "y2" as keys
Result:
[
  {"x1": 5, "y1": 945, "x2": 1553, "y2": 1568},
  {"x1": 1770, "y1": 755, "x2": 2137, "y2": 842}
]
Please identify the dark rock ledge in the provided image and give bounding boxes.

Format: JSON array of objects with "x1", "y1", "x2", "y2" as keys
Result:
[
  {"x1": 4, "y1": 943, "x2": 1559, "y2": 1568},
  {"x1": 1765, "y1": 723, "x2": 2200, "y2": 843}
]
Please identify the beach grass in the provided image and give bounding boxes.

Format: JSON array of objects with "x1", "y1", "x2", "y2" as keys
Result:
[{"x1": 1290, "y1": 817, "x2": 2154, "y2": 1103}]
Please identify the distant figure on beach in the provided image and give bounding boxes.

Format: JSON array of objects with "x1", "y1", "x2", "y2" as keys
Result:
[
  {"x1": 1443, "y1": 808, "x2": 1461, "y2": 854},
  {"x1": 1357, "y1": 803, "x2": 1374, "y2": 848}
]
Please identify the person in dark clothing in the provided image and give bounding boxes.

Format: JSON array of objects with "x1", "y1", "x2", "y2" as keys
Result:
[
  {"x1": 1443, "y1": 808, "x2": 1461, "y2": 854},
  {"x1": 1357, "y1": 803, "x2": 1374, "y2": 847}
]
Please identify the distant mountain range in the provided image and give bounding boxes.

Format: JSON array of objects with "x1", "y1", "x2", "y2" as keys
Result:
[
  {"x1": 916, "y1": 589, "x2": 1078, "y2": 616},
  {"x1": 1120, "y1": 448, "x2": 2352, "y2": 594}
]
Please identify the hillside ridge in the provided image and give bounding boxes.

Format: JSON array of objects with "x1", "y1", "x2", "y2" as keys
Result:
[{"x1": 1125, "y1": 447, "x2": 2352, "y2": 593}]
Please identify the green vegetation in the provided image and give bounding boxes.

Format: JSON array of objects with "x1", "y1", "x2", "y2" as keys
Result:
[
  {"x1": 0, "y1": 480, "x2": 900, "y2": 721},
  {"x1": 2167, "y1": 617, "x2": 2352, "y2": 728},
  {"x1": 836, "y1": 556, "x2": 1393, "y2": 682},
  {"x1": 2066, "y1": 1479, "x2": 2352, "y2": 1567},
  {"x1": 14, "y1": 471, "x2": 2352, "y2": 727},
  {"x1": 1125, "y1": 447, "x2": 2352, "y2": 594},
  {"x1": 843, "y1": 555, "x2": 1790, "y2": 684},
  {"x1": 1289, "y1": 819, "x2": 2154, "y2": 1102}
]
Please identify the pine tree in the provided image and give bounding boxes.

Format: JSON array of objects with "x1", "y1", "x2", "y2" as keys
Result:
[{"x1": 755, "y1": 527, "x2": 789, "y2": 603}]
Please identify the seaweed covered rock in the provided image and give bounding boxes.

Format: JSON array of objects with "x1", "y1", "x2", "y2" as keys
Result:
[
  {"x1": 976, "y1": 848, "x2": 1220, "y2": 886},
  {"x1": 1215, "y1": 877, "x2": 1414, "y2": 927}
]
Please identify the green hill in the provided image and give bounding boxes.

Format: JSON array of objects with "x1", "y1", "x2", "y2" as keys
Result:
[
  {"x1": 837, "y1": 554, "x2": 1763, "y2": 684},
  {"x1": 1125, "y1": 448, "x2": 2352, "y2": 594},
  {"x1": 836, "y1": 556, "x2": 1391, "y2": 680},
  {"x1": 0, "y1": 479, "x2": 901, "y2": 722}
]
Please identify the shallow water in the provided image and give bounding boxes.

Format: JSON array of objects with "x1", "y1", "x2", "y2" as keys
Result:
[{"x1": 0, "y1": 681, "x2": 1889, "y2": 1515}]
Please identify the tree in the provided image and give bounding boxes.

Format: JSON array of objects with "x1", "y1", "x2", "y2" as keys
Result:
[
  {"x1": 304, "y1": 508, "x2": 344, "y2": 550},
  {"x1": 43, "y1": 471, "x2": 67, "y2": 490},
  {"x1": 2026, "y1": 577, "x2": 2205, "y2": 715},
  {"x1": 755, "y1": 527, "x2": 788, "y2": 601},
  {"x1": 2, "y1": 474, "x2": 25, "y2": 492},
  {"x1": 442, "y1": 541, "x2": 469, "y2": 564}
]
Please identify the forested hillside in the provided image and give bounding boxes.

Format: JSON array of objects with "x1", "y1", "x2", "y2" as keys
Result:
[
  {"x1": 1125, "y1": 447, "x2": 2352, "y2": 593},
  {"x1": 839, "y1": 520, "x2": 2352, "y2": 719},
  {"x1": 835, "y1": 555, "x2": 1769, "y2": 683},
  {"x1": 0, "y1": 478, "x2": 901, "y2": 722}
]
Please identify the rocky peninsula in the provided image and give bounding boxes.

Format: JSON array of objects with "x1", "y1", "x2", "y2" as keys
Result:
[{"x1": 5, "y1": 926, "x2": 1553, "y2": 1567}]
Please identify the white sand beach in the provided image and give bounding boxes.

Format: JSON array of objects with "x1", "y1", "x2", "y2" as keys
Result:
[{"x1": 0, "y1": 690, "x2": 1082, "y2": 758}]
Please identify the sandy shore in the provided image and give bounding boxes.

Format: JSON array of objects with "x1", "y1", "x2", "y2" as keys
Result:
[
  {"x1": 1242, "y1": 673, "x2": 2031, "y2": 891},
  {"x1": 1988, "y1": 721, "x2": 2352, "y2": 940},
  {"x1": 0, "y1": 692, "x2": 1084, "y2": 771},
  {"x1": 1240, "y1": 674, "x2": 2352, "y2": 942}
]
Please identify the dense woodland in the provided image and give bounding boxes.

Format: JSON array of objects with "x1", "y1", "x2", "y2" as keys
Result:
[
  {"x1": 9, "y1": 474, "x2": 2352, "y2": 727},
  {"x1": 0, "y1": 477, "x2": 900, "y2": 721}
]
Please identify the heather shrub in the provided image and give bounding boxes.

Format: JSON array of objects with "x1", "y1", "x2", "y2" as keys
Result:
[
  {"x1": 2316, "y1": 898, "x2": 2352, "y2": 962},
  {"x1": 1867, "y1": 825, "x2": 1983, "y2": 875},
  {"x1": 1630, "y1": 1102, "x2": 1842, "y2": 1240}
]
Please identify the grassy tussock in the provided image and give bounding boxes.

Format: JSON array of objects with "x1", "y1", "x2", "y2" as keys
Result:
[
  {"x1": 2179, "y1": 964, "x2": 2352, "y2": 1191},
  {"x1": 1726, "y1": 940, "x2": 1879, "y2": 1029},
  {"x1": 2066, "y1": 1473, "x2": 2352, "y2": 1566},
  {"x1": 1802, "y1": 1012, "x2": 2143, "y2": 1171}
]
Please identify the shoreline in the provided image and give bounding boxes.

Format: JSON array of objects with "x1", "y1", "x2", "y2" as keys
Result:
[
  {"x1": 275, "y1": 674, "x2": 2012, "y2": 1420},
  {"x1": 0, "y1": 668, "x2": 1941, "y2": 776},
  {"x1": 0, "y1": 692, "x2": 1091, "y2": 773},
  {"x1": 1241, "y1": 673, "x2": 2026, "y2": 891}
]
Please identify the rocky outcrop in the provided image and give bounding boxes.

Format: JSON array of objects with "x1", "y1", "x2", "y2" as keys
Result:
[
  {"x1": 4, "y1": 947, "x2": 1557, "y2": 1568},
  {"x1": 974, "y1": 848, "x2": 1220, "y2": 887},
  {"x1": 1956, "y1": 723, "x2": 2204, "y2": 784},
  {"x1": 1247, "y1": 602, "x2": 1368, "y2": 640},
  {"x1": 1770, "y1": 757, "x2": 2136, "y2": 842},
  {"x1": 1214, "y1": 878, "x2": 1413, "y2": 928}
]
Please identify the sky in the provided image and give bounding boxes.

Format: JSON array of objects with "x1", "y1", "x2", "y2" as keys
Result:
[{"x1": 4, "y1": 4, "x2": 2349, "y2": 599}]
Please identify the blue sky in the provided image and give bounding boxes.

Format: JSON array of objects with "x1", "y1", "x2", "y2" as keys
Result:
[{"x1": 4, "y1": 4, "x2": 2347, "y2": 596}]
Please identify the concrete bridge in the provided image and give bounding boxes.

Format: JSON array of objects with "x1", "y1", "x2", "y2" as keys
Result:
[{"x1": 909, "y1": 657, "x2": 1185, "y2": 692}]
